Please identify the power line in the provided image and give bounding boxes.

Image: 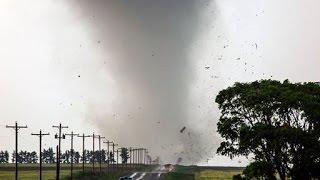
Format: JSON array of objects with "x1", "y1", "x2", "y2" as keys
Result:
[{"x1": 6, "y1": 122, "x2": 27, "y2": 180}]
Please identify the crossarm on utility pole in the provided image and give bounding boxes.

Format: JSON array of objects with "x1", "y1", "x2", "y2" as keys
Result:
[
  {"x1": 65, "y1": 132, "x2": 79, "y2": 180},
  {"x1": 52, "y1": 123, "x2": 68, "y2": 180},
  {"x1": 31, "y1": 130, "x2": 49, "y2": 180},
  {"x1": 6, "y1": 122, "x2": 27, "y2": 180},
  {"x1": 77, "y1": 134, "x2": 91, "y2": 177}
]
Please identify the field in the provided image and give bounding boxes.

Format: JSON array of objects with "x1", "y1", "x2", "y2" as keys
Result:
[
  {"x1": 0, "y1": 163, "x2": 135, "y2": 180},
  {"x1": 0, "y1": 164, "x2": 244, "y2": 180},
  {"x1": 164, "y1": 165, "x2": 244, "y2": 180},
  {"x1": 195, "y1": 170, "x2": 242, "y2": 180}
]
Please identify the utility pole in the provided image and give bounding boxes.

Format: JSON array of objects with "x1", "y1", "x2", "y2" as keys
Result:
[
  {"x1": 52, "y1": 123, "x2": 68, "y2": 180},
  {"x1": 65, "y1": 131, "x2": 79, "y2": 180},
  {"x1": 135, "y1": 148, "x2": 139, "y2": 169},
  {"x1": 131, "y1": 148, "x2": 135, "y2": 170},
  {"x1": 138, "y1": 148, "x2": 141, "y2": 166},
  {"x1": 112, "y1": 143, "x2": 118, "y2": 173},
  {"x1": 129, "y1": 147, "x2": 132, "y2": 166},
  {"x1": 141, "y1": 148, "x2": 144, "y2": 165},
  {"x1": 98, "y1": 135, "x2": 105, "y2": 173},
  {"x1": 133, "y1": 148, "x2": 137, "y2": 170},
  {"x1": 78, "y1": 134, "x2": 90, "y2": 177},
  {"x1": 116, "y1": 149, "x2": 119, "y2": 171},
  {"x1": 6, "y1": 122, "x2": 27, "y2": 180},
  {"x1": 145, "y1": 150, "x2": 149, "y2": 165},
  {"x1": 31, "y1": 130, "x2": 49, "y2": 180},
  {"x1": 143, "y1": 148, "x2": 147, "y2": 165},
  {"x1": 137, "y1": 148, "x2": 140, "y2": 166},
  {"x1": 103, "y1": 140, "x2": 113, "y2": 173},
  {"x1": 88, "y1": 133, "x2": 99, "y2": 173}
]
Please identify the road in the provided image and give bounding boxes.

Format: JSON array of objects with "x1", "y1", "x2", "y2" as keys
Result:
[{"x1": 130, "y1": 171, "x2": 167, "y2": 180}]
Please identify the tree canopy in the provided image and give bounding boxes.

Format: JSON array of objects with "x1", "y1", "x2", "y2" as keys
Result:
[{"x1": 215, "y1": 80, "x2": 320, "y2": 180}]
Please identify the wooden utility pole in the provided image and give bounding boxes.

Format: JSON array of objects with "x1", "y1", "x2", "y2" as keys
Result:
[
  {"x1": 116, "y1": 149, "x2": 119, "y2": 172},
  {"x1": 31, "y1": 130, "x2": 49, "y2": 180},
  {"x1": 65, "y1": 131, "x2": 79, "y2": 180},
  {"x1": 52, "y1": 123, "x2": 68, "y2": 180},
  {"x1": 78, "y1": 134, "x2": 90, "y2": 177},
  {"x1": 103, "y1": 141, "x2": 113, "y2": 173},
  {"x1": 6, "y1": 122, "x2": 27, "y2": 180},
  {"x1": 112, "y1": 143, "x2": 118, "y2": 173},
  {"x1": 143, "y1": 148, "x2": 147, "y2": 165},
  {"x1": 98, "y1": 135, "x2": 105, "y2": 173},
  {"x1": 131, "y1": 148, "x2": 135, "y2": 170},
  {"x1": 137, "y1": 148, "x2": 140, "y2": 167},
  {"x1": 88, "y1": 133, "x2": 99, "y2": 173}
]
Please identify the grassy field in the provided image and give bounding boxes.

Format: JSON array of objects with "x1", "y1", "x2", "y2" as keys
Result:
[
  {"x1": 0, "y1": 163, "x2": 152, "y2": 180},
  {"x1": 194, "y1": 170, "x2": 242, "y2": 180},
  {"x1": 163, "y1": 165, "x2": 244, "y2": 180},
  {"x1": 0, "y1": 164, "x2": 244, "y2": 180},
  {"x1": 0, "y1": 170, "x2": 73, "y2": 180}
]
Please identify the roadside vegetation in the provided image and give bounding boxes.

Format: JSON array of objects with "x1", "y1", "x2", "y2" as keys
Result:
[{"x1": 216, "y1": 80, "x2": 320, "y2": 180}]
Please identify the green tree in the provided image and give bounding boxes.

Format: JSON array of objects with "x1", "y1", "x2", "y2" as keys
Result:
[
  {"x1": 215, "y1": 80, "x2": 320, "y2": 180},
  {"x1": 74, "y1": 151, "x2": 81, "y2": 163},
  {"x1": 0, "y1": 151, "x2": 6, "y2": 163},
  {"x1": 120, "y1": 148, "x2": 129, "y2": 164},
  {"x1": 43, "y1": 147, "x2": 55, "y2": 163},
  {"x1": 243, "y1": 161, "x2": 276, "y2": 180},
  {"x1": 4, "y1": 151, "x2": 9, "y2": 163}
]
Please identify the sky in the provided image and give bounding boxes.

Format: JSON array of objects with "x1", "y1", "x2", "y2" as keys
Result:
[{"x1": 0, "y1": 0, "x2": 320, "y2": 166}]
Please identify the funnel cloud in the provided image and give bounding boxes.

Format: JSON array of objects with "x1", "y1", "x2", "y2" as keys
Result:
[{"x1": 66, "y1": 0, "x2": 216, "y2": 164}]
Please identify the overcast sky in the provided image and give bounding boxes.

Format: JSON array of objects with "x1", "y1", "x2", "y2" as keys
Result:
[{"x1": 1, "y1": 0, "x2": 320, "y2": 166}]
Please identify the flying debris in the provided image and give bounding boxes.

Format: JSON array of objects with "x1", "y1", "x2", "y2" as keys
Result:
[
  {"x1": 237, "y1": 57, "x2": 241, "y2": 60},
  {"x1": 255, "y1": 43, "x2": 258, "y2": 49},
  {"x1": 180, "y1": 126, "x2": 186, "y2": 133}
]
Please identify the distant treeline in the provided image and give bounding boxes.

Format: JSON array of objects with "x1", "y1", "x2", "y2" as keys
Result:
[{"x1": 0, "y1": 148, "x2": 130, "y2": 164}]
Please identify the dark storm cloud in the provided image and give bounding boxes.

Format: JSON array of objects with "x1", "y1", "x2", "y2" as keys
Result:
[{"x1": 67, "y1": 0, "x2": 213, "y2": 163}]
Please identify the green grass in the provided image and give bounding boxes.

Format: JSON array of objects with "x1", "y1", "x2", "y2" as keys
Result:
[
  {"x1": 162, "y1": 165, "x2": 244, "y2": 180},
  {"x1": 164, "y1": 172, "x2": 195, "y2": 180},
  {"x1": 71, "y1": 171, "x2": 130, "y2": 180},
  {"x1": 0, "y1": 163, "x2": 144, "y2": 180},
  {"x1": 0, "y1": 170, "x2": 74, "y2": 180},
  {"x1": 195, "y1": 170, "x2": 242, "y2": 180},
  {"x1": 0, "y1": 164, "x2": 244, "y2": 180}
]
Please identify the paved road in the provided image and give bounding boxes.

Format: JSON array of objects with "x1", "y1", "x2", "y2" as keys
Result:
[{"x1": 130, "y1": 172, "x2": 167, "y2": 180}]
